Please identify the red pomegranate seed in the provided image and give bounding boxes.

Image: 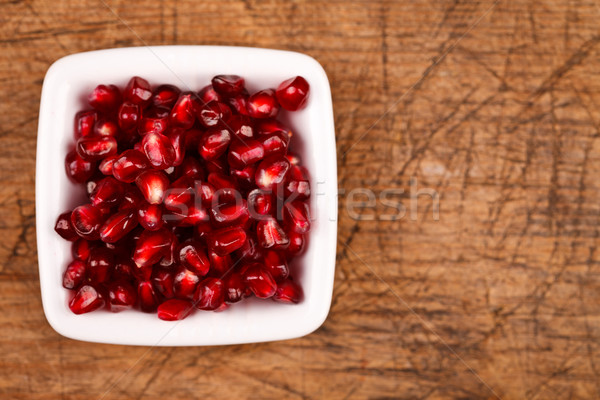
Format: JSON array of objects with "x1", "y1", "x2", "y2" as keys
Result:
[
  {"x1": 76, "y1": 135, "x2": 118, "y2": 161},
  {"x1": 255, "y1": 156, "x2": 290, "y2": 190},
  {"x1": 195, "y1": 181, "x2": 216, "y2": 208},
  {"x1": 163, "y1": 176, "x2": 194, "y2": 211},
  {"x1": 138, "y1": 281, "x2": 159, "y2": 312},
  {"x1": 107, "y1": 281, "x2": 137, "y2": 311},
  {"x1": 228, "y1": 138, "x2": 264, "y2": 169},
  {"x1": 285, "y1": 152, "x2": 301, "y2": 166},
  {"x1": 99, "y1": 209, "x2": 138, "y2": 243},
  {"x1": 74, "y1": 110, "x2": 98, "y2": 138},
  {"x1": 208, "y1": 249, "x2": 232, "y2": 276},
  {"x1": 124, "y1": 76, "x2": 152, "y2": 106},
  {"x1": 210, "y1": 200, "x2": 250, "y2": 228},
  {"x1": 93, "y1": 118, "x2": 119, "y2": 137},
  {"x1": 230, "y1": 165, "x2": 257, "y2": 189},
  {"x1": 235, "y1": 234, "x2": 262, "y2": 262},
  {"x1": 99, "y1": 155, "x2": 118, "y2": 175},
  {"x1": 177, "y1": 240, "x2": 210, "y2": 276},
  {"x1": 133, "y1": 228, "x2": 173, "y2": 267},
  {"x1": 276, "y1": 76, "x2": 309, "y2": 111},
  {"x1": 158, "y1": 299, "x2": 194, "y2": 320},
  {"x1": 198, "y1": 84, "x2": 222, "y2": 104},
  {"x1": 69, "y1": 285, "x2": 105, "y2": 314},
  {"x1": 90, "y1": 177, "x2": 124, "y2": 208},
  {"x1": 256, "y1": 118, "x2": 291, "y2": 137},
  {"x1": 71, "y1": 204, "x2": 104, "y2": 240},
  {"x1": 257, "y1": 217, "x2": 289, "y2": 249},
  {"x1": 211, "y1": 75, "x2": 245, "y2": 97},
  {"x1": 87, "y1": 247, "x2": 114, "y2": 283},
  {"x1": 227, "y1": 93, "x2": 250, "y2": 116},
  {"x1": 88, "y1": 84, "x2": 121, "y2": 112},
  {"x1": 194, "y1": 220, "x2": 212, "y2": 240},
  {"x1": 170, "y1": 93, "x2": 196, "y2": 129},
  {"x1": 138, "y1": 114, "x2": 169, "y2": 136},
  {"x1": 142, "y1": 132, "x2": 176, "y2": 169},
  {"x1": 285, "y1": 165, "x2": 311, "y2": 200},
  {"x1": 263, "y1": 250, "x2": 289, "y2": 281},
  {"x1": 246, "y1": 89, "x2": 279, "y2": 119},
  {"x1": 119, "y1": 187, "x2": 145, "y2": 210},
  {"x1": 207, "y1": 226, "x2": 247, "y2": 256},
  {"x1": 285, "y1": 231, "x2": 305, "y2": 256},
  {"x1": 180, "y1": 205, "x2": 209, "y2": 226},
  {"x1": 199, "y1": 128, "x2": 231, "y2": 160},
  {"x1": 137, "y1": 202, "x2": 164, "y2": 231},
  {"x1": 159, "y1": 234, "x2": 179, "y2": 267},
  {"x1": 194, "y1": 277, "x2": 225, "y2": 310},
  {"x1": 65, "y1": 150, "x2": 95, "y2": 183},
  {"x1": 112, "y1": 149, "x2": 150, "y2": 183},
  {"x1": 227, "y1": 115, "x2": 254, "y2": 139},
  {"x1": 152, "y1": 268, "x2": 175, "y2": 299},
  {"x1": 168, "y1": 129, "x2": 187, "y2": 167},
  {"x1": 177, "y1": 156, "x2": 205, "y2": 179},
  {"x1": 273, "y1": 279, "x2": 303, "y2": 303},
  {"x1": 260, "y1": 131, "x2": 289, "y2": 157},
  {"x1": 71, "y1": 238, "x2": 94, "y2": 261},
  {"x1": 62, "y1": 260, "x2": 87, "y2": 289},
  {"x1": 118, "y1": 102, "x2": 141, "y2": 133},
  {"x1": 283, "y1": 200, "x2": 311, "y2": 234},
  {"x1": 205, "y1": 156, "x2": 228, "y2": 174},
  {"x1": 113, "y1": 257, "x2": 135, "y2": 280},
  {"x1": 135, "y1": 170, "x2": 169, "y2": 204},
  {"x1": 196, "y1": 101, "x2": 232, "y2": 128},
  {"x1": 173, "y1": 266, "x2": 200, "y2": 299},
  {"x1": 243, "y1": 264, "x2": 277, "y2": 298},
  {"x1": 55, "y1": 211, "x2": 78, "y2": 241},
  {"x1": 247, "y1": 189, "x2": 273, "y2": 217},
  {"x1": 224, "y1": 272, "x2": 245, "y2": 303},
  {"x1": 152, "y1": 84, "x2": 181, "y2": 109}
]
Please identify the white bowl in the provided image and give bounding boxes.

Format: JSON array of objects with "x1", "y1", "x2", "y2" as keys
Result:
[{"x1": 36, "y1": 46, "x2": 337, "y2": 346}]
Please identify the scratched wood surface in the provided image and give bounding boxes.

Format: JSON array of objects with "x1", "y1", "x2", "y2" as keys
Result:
[{"x1": 1, "y1": 0, "x2": 600, "y2": 398}]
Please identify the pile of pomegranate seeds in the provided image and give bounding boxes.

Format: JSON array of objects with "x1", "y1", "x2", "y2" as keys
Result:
[{"x1": 55, "y1": 75, "x2": 311, "y2": 320}]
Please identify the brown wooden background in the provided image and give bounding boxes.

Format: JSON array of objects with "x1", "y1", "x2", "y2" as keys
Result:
[{"x1": 2, "y1": 0, "x2": 600, "y2": 398}]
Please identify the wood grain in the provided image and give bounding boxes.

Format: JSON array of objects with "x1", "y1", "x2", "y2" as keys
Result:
[{"x1": 1, "y1": 0, "x2": 600, "y2": 398}]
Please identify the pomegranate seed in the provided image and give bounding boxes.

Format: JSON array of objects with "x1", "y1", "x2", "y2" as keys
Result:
[
  {"x1": 76, "y1": 135, "x2": 118, "y2": 161},
  {"x1": 163, "y1": 176, "x2": 194, "y2": 211},
  {"x1": 138, "y1": 114, "x2": 169, "y2": 136},
  {"x1": 119, "y1": 187, "x2": 145, "y2": 210},
  {"x1": 71, "y1": 238, "x2": 94, "y2": 261},
  {"x1": 63, "y1": 260, "x2": 87, "y2": 289},
  {"x1": 283, "y1": 200, "x2": 311, "y2": 234},
  {"x1": 247, "y1": 189, "x2": 274, "y2": 217},
  {"x1": 90, "y1": 177, "x2": 124, "y2": 208},
  {"x1": 107, "y1": 281, "x2": 137, "y2": 311},
  {"x1": 170, "y1": 93, "x2": 196, "y2": 129},
  {"x1": 152, "y1": 84, "x2": 181, "y2": 109},
  {"x1": 158, "y1": 299, "x2": 194, "y2": 320},
  {"x1": 142, "y1": 132, "x2": 176, "y2": 169},
  {"x1": 256, "y1": 118, "x2": 291, "y2": 137},
  {"x1": 71, "y1": 204, "x2": 104, "y2": 240},
  {"x1": 199, "y1": 128, "x2": 231, "y2": 161},
  {"x1": 210, "y1": 200, "x2": 250, "y2": 228},
  {"x1": 285, "y1": 165, "x2": 311, "y2": 200},
  {"x1": 177, "y1": 156, "x2": 204, "y2": 179},
  {"x1": 243, "y1": 264, "x2": 277, "y2": 298},
  {"x1": 257, "y1": 217, "x2": 289, "y2": 249},
  {"x1": 112, "y1": 149, "x2": 149, "y2": 183},
  {"x1": 285, "y1": 231, "x2": 305, "y2": 256},
  {"x1": 65, "y1": 150, "x2": 95, "y2": 183},
  {"x1": 211, "y1": 75, "x2": 245, "y2": 97},
  {"x1": 196, "y1": 181, "x2": 216, "y2": 208},
  {"x1": 196, "y1": 101, "x2": 232, "y2": 128},
  {"x1": 93, "y1": 118, "x2": 119, "y2": 137},
  {"x1": 99, "y1": 209, "x2": 138, "y2": 243},
  {"x1": 224, "y1": 273, "x2": 245, "y2": 303},
  {"x1": 246, "y1": 89, "x2": 279, "y2": 119},
  {"x1": 113, "y1": 257, "x2": 135, "y2": 281},
  {"x1": 69, "y1": 285, "x2": 105, "y2": 314},
  {"x1": 205, "y1": 156, "x2": 228, "y2": 174},
  {"x1": 231, "y1": 165, "x2": 257, "y2": 189},
  {"x1": 137, "y1": 202, "x2": 164, "y2": 231},
  {"x1": 88, "y1": 84, "x2": 121, "y2": 111},
  {"x1": 197, "y1": 84, "x2": 222, "y2": 104},
  {"x1": 285, "y1": 152, "x2": 301, "y2": 166},
  {"x1": 159, "y1": 234, "x2": 179, "y2": 267},
  {"x1": 227, "y1": 93, "x2": 250, "y2": 116},
  {"x1": 235, "y1": 234, "x2": 262, "y2": 262},
  {"x1": 133, "y1": 228, "x2": 173, "y2": 267},
  {"x1": 260, "y1": 131, "x2": 289, "y2": 157},
  {"x1": 168, "y1": 129, "x2": 187, "y2": 167},
  {"x1": 193, "y1": 277, "x2": 224, "y2": 310},
  {"x1": 135, "y1": 170, "x2": 169, "y2": 204},
  {"x1": 152, "y1": 268, "x2": 175, "y2": 299},
  {"x1": 99, "y1": 155, "x2": 118, "y2": 175},
  {"x1": 179, "y1": 205, "x2": 209, "y2": 227},
  {"x1": 124, "y1": 76, "x2": 152, "y2": 106},
  {"x1": 228, "y1": 138, "x2": 264, "y2": 169},
  {"x1": 55, "y1": 211, "x2": 79, "y2": 241},
  {"x1": 208, "y1": 249, "x2": 232, "y2": 276},
  {"x1": 74, "y1": 110, "x2": 98, "y2": 138},
  {"x1": 118, "y1": 102, "x2": 141, "y2": 133},
  {"x1": 207, "y1": 226, "x2": 247, "y2": 256},
  {"x1": 263, "y1": 250, "x2": 289, "y2": 281},
  {"x1": 255, "y1": 156, "x2": 290, "y2": 190},
  {"x1": 177, "y1": 240, "x2": 210, "y2": 276},
  {"x1": 276, "y1": 76, "x2": 309, "y2": 111},
  {"x1": 227, "y1": 115, "x2": 254, "y2": 139},
  {"x1": 87, "y1": 247, "x2": 114, "y2": 283},
  {"x1": 138, "y1": 281, "x2": 159, "y2": 312},
  {"x1": 273, "y1": 279, "x2": 303, "y2": 303},
  {"x1": 173, "y1": 266, "x2": 200, "y2": 299}
]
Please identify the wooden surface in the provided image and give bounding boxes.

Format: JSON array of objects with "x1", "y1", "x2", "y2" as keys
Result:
[{"x1": 2, "y1": 0, "x2": 600, "y2": 398}]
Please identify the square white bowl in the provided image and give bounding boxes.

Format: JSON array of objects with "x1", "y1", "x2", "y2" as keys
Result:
[{"x1": 36, "y1": 46, "x2": 337, "y2": 346}]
